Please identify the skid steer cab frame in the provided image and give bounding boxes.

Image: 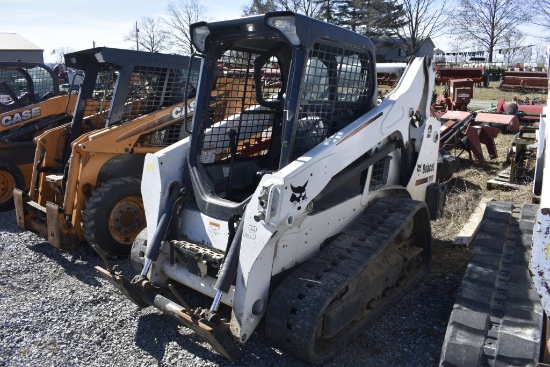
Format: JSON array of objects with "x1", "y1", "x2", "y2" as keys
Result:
[
  {"x1": 14, "y1": 47, "x2": 202, "y2": 257},
  {"x1": 0, "y1": 61, "x2": 60, "y2": 113},
  {"x1": 98, "y1": 11, "x2": 445, "y2": 363},
  {"x1": 0, "y1": 62, "x2": 79, "y2": 211}
]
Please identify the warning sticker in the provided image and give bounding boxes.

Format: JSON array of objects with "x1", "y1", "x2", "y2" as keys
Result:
[
  {"x1": 200, "y1": 148, "x2": 217, "y2": 163},
  {"x1": 243, "y1": 225, "x2": 257, "y2": 240}
]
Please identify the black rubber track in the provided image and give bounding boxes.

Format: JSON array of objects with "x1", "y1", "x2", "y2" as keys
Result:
[
  {"x1": 265, "y1": 197, "x2": 432, "y2": 364},
  {"x1": 439, "y1": 201, "x2": 543, "y2": 367}
]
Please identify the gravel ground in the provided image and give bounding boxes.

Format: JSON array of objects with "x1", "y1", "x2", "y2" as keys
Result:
[{"x1": 0, "y1": 208, "x2": 463, "y2": 367}]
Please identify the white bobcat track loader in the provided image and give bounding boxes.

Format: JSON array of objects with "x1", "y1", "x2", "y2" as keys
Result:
[{"x1": 97, "y1": 11, "x2": 446, "y2": 364}]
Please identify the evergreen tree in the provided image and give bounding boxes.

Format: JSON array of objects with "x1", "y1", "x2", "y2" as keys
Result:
[
  {"x1": 368, "y1": 0, "x2": 406, "y2": 38},
  {"x1": 242, "y1": 0, "x2": 278, "y2": 16},
  {"x1": 333, "y1": 0, "x2": 366, "y2": 32},
  {"x1": 315, "y1": 0, "x2": 336, "y2": 22},
  {"x1": 333, "y1": 0, "x2": 405, "y2": 38}
]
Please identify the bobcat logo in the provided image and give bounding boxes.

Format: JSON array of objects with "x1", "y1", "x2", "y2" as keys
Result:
[
  {"x1": 290, "y1": 181, "x2": 308, "y2": 205},
  {"x1": 417, "y1": 164, "x2": 422, "y2": 173}
]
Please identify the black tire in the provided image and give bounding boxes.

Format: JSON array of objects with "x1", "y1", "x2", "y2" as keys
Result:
[
  {"x1": 130, "y1": 227, "x2": 148, "y2": 272},
  {"x1": 0, "y1": 160, "x2": 25, "y2": 211},
  {"x1": 81, "y1": 177, "x2": 145, "y2": 257}
]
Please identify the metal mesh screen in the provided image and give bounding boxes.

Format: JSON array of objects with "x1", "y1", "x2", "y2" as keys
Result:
[
  {"x1": 135, "y1": 65, "x2": 199, "y2": 147},
  {"x1": 117, "y1": 65, "x2": 187, "y2": 124},
  {"x1": 369, "y1": 155, "x2": 391, "y2": 190},
  {"x1": 293, "y1": 41, "x2": 372, "y2": 159},
  {"x1": 79, "y1": 65, "x2": 189, "y2": 129},
  {"x1": 0, "y1": 65, "x2": 56, "y2": 113},
  {"x1": 199, "y1": 49, "x2": 283, "y2": 165},
  {"x1": 81, "y1": 70, "x2": 116, "y2": 128}
]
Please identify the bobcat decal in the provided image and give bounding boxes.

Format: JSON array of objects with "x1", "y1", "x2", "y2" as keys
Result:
[{"x1": 290, "y1": 181, "x2": 308, "y2": 205}]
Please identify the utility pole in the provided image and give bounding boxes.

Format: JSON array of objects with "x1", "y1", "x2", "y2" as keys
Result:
[{"x1": 135, "y1": 21, "x2": 139, "y2": 51}]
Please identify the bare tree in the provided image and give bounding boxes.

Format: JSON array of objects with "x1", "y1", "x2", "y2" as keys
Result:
[
  {"x1": 124, "y1": 17, "x2": 169, "y2": 53},
  {"x1": 532, "y1": 0, "x2": 550, "y2": 39},
  {"x1": 454, "y1": 0, "x2": 530, "y2": 62},
  {"x1": 516, "y1": 47, "x2": 533, "y2": 64},
  {"x1": 389, "y1": 0, "x2": 450, "y2": 57},
  {"x1": 53, "y1": 47, "x2": 75, "y2": 64},
  {"x1": 499, "y1": 31, "x2": 529, "y2": 64},
  {"x1": 533, "y1": 44, "x2": 548, "y2": 64},
  {"x1": 164, "y1": 0, "x2": 211, "y2": 55}
]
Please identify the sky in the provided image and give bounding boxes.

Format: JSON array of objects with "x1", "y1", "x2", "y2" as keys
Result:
[
  {"x1": 1, "y1": 0, "x2": 249, "y2": 64},
  {"x1": 1, "y1": 0, "x2": 544, "y2": 65}
]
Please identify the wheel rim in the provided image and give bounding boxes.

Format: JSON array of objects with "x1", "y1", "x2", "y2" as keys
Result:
[
  {"x1": 108, "y1": 196, "x2": 145, "y2": 245},
  {"x1": 0, "y1": 169, "x2": 16, "y2": 204}
]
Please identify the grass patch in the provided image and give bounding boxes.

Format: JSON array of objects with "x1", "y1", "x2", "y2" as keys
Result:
[{"x1": 430, "y1": 131, "x2": 534, "y2": 276}]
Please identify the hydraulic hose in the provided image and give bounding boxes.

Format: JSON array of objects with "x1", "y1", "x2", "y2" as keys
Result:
[
  {"x1": 210, "y1": 218, "x2": 244, "y2": 311},
  {"x1": 140, "y1": 180, "x2": 182, "y2": 276}
]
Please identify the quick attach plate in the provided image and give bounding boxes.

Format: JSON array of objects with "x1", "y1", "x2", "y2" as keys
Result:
[{"x1": 95, "y1": 266, "x2": 242, "y2": 361}]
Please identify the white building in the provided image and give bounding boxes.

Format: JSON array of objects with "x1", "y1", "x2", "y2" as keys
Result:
[{"x1": 0, "y1": 33, "x2": 43, "y2": 62}]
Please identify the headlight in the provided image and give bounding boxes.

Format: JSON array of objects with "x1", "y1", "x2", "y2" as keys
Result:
[
  {"x1": 254, "y1": 183, "x2": 283, "y2": 226},
  {"x1": 266, "y1": 184, "x2": 282, "y2": 225},
  {"x1": 192, "y1": 25, "x2": 210, "y2": 52},
  {"x1": 266, "y1": 16, "x2": 300, "y2": 46},
  {"x1": 94, "y1": 53, "x2": 105, "y2": 63}
]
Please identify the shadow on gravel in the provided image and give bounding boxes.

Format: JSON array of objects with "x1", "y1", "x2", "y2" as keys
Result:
[
  {"x1": 134, "y1": 313, "x2": 178, "y2": 364},
  {"x1": 134, "y1": 313, "x2": 226, "y2": 365},
  {"x1": 28, "y1": 241, "x2": 104, "y2": 287},
  {"x1": 133, "y1": 312, "x2": 306, "y2": 366}
]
